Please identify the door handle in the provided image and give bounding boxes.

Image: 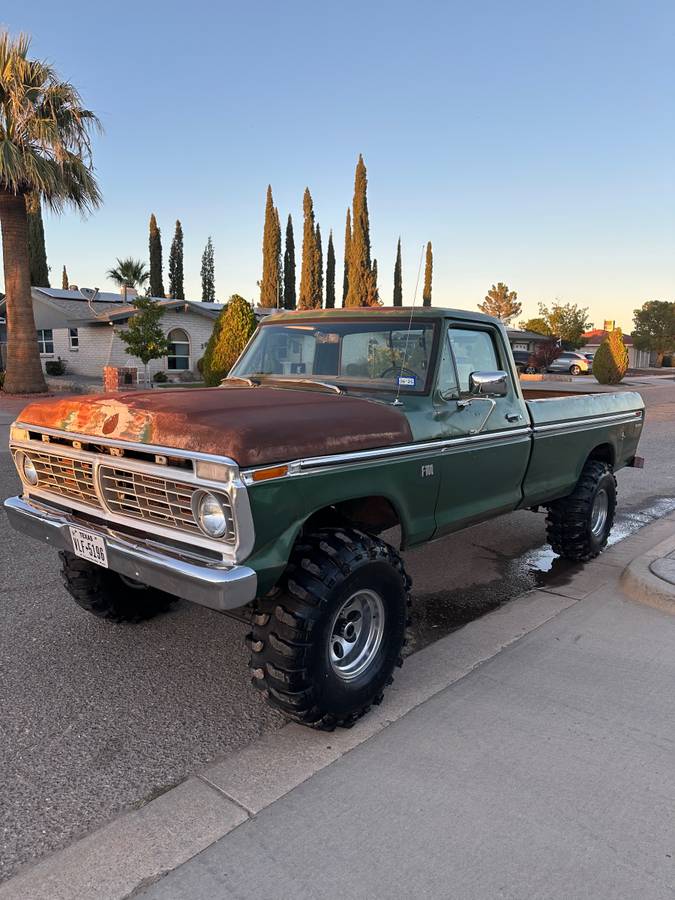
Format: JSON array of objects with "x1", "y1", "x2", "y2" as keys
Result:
[{"x1": 505, "y1": 413, "x2": 522, "y2": 422}]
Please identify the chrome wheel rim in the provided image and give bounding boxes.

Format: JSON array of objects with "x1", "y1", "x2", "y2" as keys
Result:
[
  {"x1": 590, "y1": 488, "x2": 609, "y2": 537},
  {"x1": 329, "y1": 589, "x2": 385, "y2": 682}
]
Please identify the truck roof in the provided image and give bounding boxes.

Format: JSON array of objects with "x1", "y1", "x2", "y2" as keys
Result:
[{"x1": 263, "y1": 306, "x2": 501, "y2": 326}]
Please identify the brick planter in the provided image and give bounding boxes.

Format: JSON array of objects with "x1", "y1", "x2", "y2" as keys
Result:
[{"x1": 103, "y1": 366, "x2": 138, "y2": 392}]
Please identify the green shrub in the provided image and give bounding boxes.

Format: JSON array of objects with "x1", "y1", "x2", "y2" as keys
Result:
[
  {"x1": 592, "y1": 329, "x2": 629, "y2": 384},
  {"x1": 153, "y1": 370, "x2": 169, "y2": 383},
  {"x1": 196, "y1": 356, "x2": 204, "y2": 375},
  {"x1": 202, "y1": 295, "x2": 257, "y2": 386},
  {"x1": 45, "y1": 358, "x2": 66, "y2": 376}
]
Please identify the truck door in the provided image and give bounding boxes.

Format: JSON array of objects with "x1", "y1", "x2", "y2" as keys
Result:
[{"x1": 433, "y1": 322, "x2": 531, "y2": 536}]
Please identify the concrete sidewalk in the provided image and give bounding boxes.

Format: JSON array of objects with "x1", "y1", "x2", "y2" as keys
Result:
[{"x1": 138, "y1": 538, "x2": 675, "y2": 899}]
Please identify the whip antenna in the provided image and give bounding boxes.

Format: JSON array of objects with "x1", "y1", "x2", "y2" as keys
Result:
[{"x1": 393, "y1": 243, "x2": 425, "y2": 406}]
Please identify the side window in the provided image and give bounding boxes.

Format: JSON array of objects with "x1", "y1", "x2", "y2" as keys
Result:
[
  {"x1": 437, "y1": 333, "x2": 459, "y2": 397},
  {"x1": 448, "y1": 328, "x2": 499, "y2": 393}
]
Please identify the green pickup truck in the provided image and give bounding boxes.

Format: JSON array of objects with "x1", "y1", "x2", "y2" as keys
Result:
[{"x1": 6, "y1": 307, "x2": 645, "y2": 729}]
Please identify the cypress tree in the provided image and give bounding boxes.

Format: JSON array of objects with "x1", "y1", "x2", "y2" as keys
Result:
[
  {"x1": 202, "y1": 295, "x2": 257, "y2": 386},
  {"x1": 168, "y1": 220, "x2": 184, "y2": 299},
  {"x1": 274, "y1": 207, "x2": 282, "y2": 306},
  {"x1": 299, "y1": 188, "x2": 321, "y2": 308},
  {"x1": 260, "y1": 185, "x2": 282, "y2": 307},
  {"x1": 393, "y1": 238, "x2": 403, "y2": 306},
  {"x1": 315, "y1": 223, "x2": 323, "y2": 308},
  {"x1": 326, "y1": 230, "x2": 336, "y2": 309},
  {"x1": 148, "y1": 213, "x2": 165, "y2": 297},
  {"x1": 61, "y1": 265, "x2": 69, "y2": 289},
  {"x1": 370, "y1": 259, "x2": 380, "y2": 306},
  {"x1": 200, "y1": 236, "x2": 215, "y2": 302},
  {"x1": 345, "y1": 154, "x2": 377, "y2": 306},
  {"x1": 423, "y1": 241, "x2": 433, "y2": 307},
  {"x1": 26, "y1": 193, "x2": 50, "y2": 287},
  {"x1": 283, "y1": 214, "x2": 296, "y2": 309},
  {"x1": 342, "y1": 207, "x2": 351, "y2": 304}
]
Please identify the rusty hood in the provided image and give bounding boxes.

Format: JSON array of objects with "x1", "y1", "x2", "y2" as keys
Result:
[{"x1": 16, "y1": 386, "x2": 413, "y2": 467}]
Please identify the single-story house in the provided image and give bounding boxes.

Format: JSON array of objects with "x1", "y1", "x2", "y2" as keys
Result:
[
  {"x1": 0, "y1": 288, "x2": 274, "y2": 382},
  {"x1": 506, "y1": 329, "x2": 552, "y2": 353},
  {"x1": 581, "y1": 328, "x2": 653, "y2": 369}
]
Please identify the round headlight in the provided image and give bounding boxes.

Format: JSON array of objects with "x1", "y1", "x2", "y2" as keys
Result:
[
  {"x1": 19, "y1": 452, "x2": 38, "y2": 486},
  {"x1": 196, "y1": 491, "x2": 228, "y2": 538}
]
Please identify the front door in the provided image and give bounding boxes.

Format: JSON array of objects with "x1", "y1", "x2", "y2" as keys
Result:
[{"x1": 433, "y1": 322, "x2": 531, "y2": 536}]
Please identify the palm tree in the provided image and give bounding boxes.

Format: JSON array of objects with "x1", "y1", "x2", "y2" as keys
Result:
[
  {"x1": 107, "y1": 257, "x2": 150, "y2": 301},
  {"x1": 0, "y1": 32, "x2": 101, "y2": 393}
]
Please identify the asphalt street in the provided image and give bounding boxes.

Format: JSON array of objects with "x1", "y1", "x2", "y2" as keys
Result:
[{"x1": 1, "y1": 378, "x2": 674, "y2": 881}]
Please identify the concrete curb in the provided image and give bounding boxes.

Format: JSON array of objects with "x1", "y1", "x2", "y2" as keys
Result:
[
  {"x1": 620, "y1": 534, "x2": 675, "y2": 614},
  {"x1": 2, "y1": 517, "x2": 674, "y2": 900}
]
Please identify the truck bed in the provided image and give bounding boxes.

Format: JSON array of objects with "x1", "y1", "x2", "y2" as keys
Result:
[{"x1": 520, "y1": 390, "x2": 644, "y2": 507}]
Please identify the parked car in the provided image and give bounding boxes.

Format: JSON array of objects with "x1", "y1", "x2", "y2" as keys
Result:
[
  {"x1": 511, "y1": 349, "x2": 539, "y2": 375},
  {"x1": 547, "y1": 351, "x2": 590, "y2": 376},
  {"x1": 6, "y1": 307, "x2": 645, "y2": 729},
  {"x1": 584, "y1": 353, "x2": 595, "y2": 362}
]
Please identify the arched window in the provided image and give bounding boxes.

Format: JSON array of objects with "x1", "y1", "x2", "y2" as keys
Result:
[{"x1": 167, "y1": 328, "x2": 190, "y2": 370}]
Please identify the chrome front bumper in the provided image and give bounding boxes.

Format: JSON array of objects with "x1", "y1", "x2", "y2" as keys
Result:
[{"x1": 4, "y1": 495, "x2": 257, "y2": 612}]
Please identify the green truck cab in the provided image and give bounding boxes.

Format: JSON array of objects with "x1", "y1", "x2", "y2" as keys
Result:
[{"x1": 6, "y1": 307, "x2": 645, "y2": 728}]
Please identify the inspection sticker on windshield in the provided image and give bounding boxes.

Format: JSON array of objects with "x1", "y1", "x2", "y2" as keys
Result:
[
  {"x1": 69, "y1": 526, "x2": 108, "y2": 568},
  {"x1": 397, "y1": 375, "x2": 416, "y2": 386}
]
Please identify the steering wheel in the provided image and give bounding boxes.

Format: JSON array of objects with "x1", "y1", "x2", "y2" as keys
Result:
[{"x1": 379, "y1": 365, "x2": 417, "y2": 380}]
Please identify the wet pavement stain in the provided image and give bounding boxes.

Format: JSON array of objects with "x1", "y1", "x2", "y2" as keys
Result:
[{"x1": 407, "y1": 496, "x2": 675, "y2": 655}]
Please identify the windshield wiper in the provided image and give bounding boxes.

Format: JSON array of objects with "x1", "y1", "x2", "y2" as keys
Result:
[
  {"x1": 220, "y1": 376, "x2": 260, "y2": 387},
  {"x1": 259, "y1": 377, "x2": 342, "y2": 395}
]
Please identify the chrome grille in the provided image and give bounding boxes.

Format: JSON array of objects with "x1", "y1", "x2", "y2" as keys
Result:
[
  {"x1": 20, "y1": 449, "x2": 101, "y2": 507},
  {"x1": 98, "y1": 465, "x2": 235, "y2": 543}
]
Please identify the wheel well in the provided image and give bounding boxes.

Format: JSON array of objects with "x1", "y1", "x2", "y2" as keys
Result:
[
  {"x1": 303, "y1": 496, "x2": 402, "y2": 539},
  {"x1": 587, "y1": 443, "x2": 615, "y2": 469}
]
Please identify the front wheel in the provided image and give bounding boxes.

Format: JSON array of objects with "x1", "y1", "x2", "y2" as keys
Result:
[
  {"x1": 248, "y1": 528, "x2": 411, "y2": 730},
  {"x1": 545, "y1": 460, "x2": 617, "y2": 561}
]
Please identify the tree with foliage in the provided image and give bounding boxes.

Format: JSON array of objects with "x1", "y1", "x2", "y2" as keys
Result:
[
  {"x1": 283, "y1": 214, "x2": 296, "y2": 309},
  {"x1": 107, "y1": 258, "x2": 149, "y2": 297},
  {"x1": 537, "y1": 301, "x2": 591, "y2": 349},
  {"x1": 479, "y1": 283, "x2": 521, "y2": 323},
  {"x1": 371, "y1": 259, "x2": 380, "y2": 305},
  {"x1": 325, "y1": 230, "x2": 336, "y2": 309},
  {"x1": 61, "y1": 265, "x2": 69, "y2": 289},
  {"x1": 201, "y1": 236, "x2": 215, "y2": 302},
  {"x1": 260, "y1": 185, "x2": 281, "y2": 307},
  {"x1": 632, "y1": 300, "x2": 675, "y2": 366},
  {"x1": 345, "y1": 154, "x2": 378, "y2": 307},
  {"x1": 519, "y1": 316, "x2": 551, "y2": 335},
  {"x1": 423, "y1": 241, "x2": 433, "y2": 307},
  {"x1": 168, "y1": 219, "x2": 184, "y2": 299},
  {"x1": 26, "y1": 193, "x2": 50, "y2": 287},
  {"x1": 530, "y1": 339, "x2": 563, "y2": 372},
  {"x1": 148, "y1": 213, "x2": 165, "y2": 297},
  {"x1": 315, "y1": 223, "x2": 323, "y2": 307},
  {"x1": 393, "y1": 238, "x2": 403, "y2": 306},
  {"x1": 299, "y1": 188, "x2": 321, "y2": 309},
  {"x1": 117, "y1": 295, "x2": 169, "y2": 387},
  {"x1": 202, "y1": 294, "x2": 257, "y2": 385},
  {"x1": 592, "y1": 328, "x2": 629, "y2": 384},
  {"x1": 342, "y1": 207, "x2": 351, "y2": 304},
  {"x1": 0, "y1": 32, "x2": 101, "y2": 393}
]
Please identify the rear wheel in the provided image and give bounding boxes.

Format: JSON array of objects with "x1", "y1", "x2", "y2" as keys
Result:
[
  {"x1": 248, "y1": 528, "x2": 411, "y2": 730},
  {"x1": 546, "y1": 460, "x2": 616, "y2": 561},
  {"x1": 59, "y1": 551, "x2": 176, "y2": 622},
  {"x1": 569, "y1": 364, "x2": 582, "y2": 376}
]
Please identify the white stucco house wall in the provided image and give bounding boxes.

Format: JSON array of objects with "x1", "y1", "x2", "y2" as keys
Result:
[{"x1": 0, "y1": 288, "x2": 230, "y2": 382}]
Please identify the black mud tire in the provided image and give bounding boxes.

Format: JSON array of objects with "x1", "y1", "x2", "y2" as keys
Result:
[
  {"x1": 546, "y1": 460, "x2": 617, "y2": 561},
  {"x1": 59, "y1": 551, "x2": 176, "y2": 622},
  {"x1": 248, "y1": 527, "x2": 411, "y2": 730}
]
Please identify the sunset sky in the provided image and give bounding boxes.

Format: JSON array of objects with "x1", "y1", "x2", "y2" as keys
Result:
[{"x1": 4, "y1": 0, "x2": 673, "y2": 330}]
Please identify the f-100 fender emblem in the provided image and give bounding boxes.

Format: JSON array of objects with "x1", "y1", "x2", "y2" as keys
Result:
[{"x1": 420, "y1": 463, "x2": 435, "y2": 478}]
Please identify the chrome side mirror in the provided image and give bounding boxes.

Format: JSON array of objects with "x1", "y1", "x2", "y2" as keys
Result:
[{"x1": 469, "y1": 370, "x2": 508, "y2": 398}]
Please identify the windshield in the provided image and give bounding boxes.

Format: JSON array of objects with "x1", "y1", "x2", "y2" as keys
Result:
[{"x1": 231, "y1": 320, "x2": 437, "y2": 393}]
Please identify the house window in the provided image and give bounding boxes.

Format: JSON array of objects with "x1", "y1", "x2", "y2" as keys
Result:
[
  {"x1": 37, "y1": 329, "x2": 54, "y2": 355},
  {"x1": 167, "y1": 328, "x2": 190, "y2": 370},
  {"x1": 69, "y1": 328, "x2": 79, "y2": 351}
]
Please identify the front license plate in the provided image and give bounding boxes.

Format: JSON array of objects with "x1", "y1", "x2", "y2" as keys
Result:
[{"x1": 69, "y1": 526, "x2": 109, "y2": 568}]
